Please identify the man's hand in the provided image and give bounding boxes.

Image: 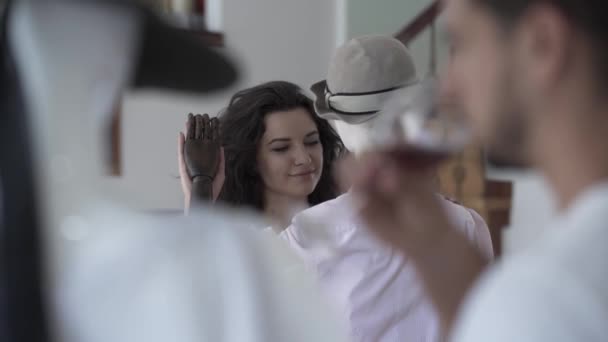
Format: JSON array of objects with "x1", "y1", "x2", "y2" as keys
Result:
[
  {"x1": 349, "y1": 149, "x2": 487, "y2": 335},
  {"x1": 177, "y1": 113, "x2": 225, "y2": 209},
  {"x1": 351, "y1": 151, "x2": 452, "y2": 257}
]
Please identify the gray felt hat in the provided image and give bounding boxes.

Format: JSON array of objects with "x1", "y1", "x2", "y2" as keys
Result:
[{"x1": 311, "y1": 35, "x2": 419, "y2": 124}]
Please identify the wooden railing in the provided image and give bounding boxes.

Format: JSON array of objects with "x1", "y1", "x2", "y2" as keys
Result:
[
  {"x1": 396, "y1": 1, "x2": 441, "y2": 76},
  {"x1": 395, "y1": 1, "x2": 441, "y2": 46},
  {"x1": 393, "y1": 1, "x2": 513, "y2": 256}
]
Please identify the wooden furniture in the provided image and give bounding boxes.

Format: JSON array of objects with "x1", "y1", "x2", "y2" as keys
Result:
[
  {"x1": 395, "y1": 1, "x2": 512, "y2": 256},
  {"x1": 437, "y1": 146, "x2": 512, "y2": 256},
  {"x1": 177, "y1": 28, "x2": 224, "y2": 47},
  {"x1": 143, "y1": 0, "x2": 225, "y2": 46},
  {"x1": 109, "y1": 98, "x2": 122, "y2": 176}
]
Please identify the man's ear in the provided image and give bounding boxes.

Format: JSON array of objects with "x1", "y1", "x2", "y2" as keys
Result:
[{"x1": 516, "y1": 3, "x2": 574, "y2": 93}]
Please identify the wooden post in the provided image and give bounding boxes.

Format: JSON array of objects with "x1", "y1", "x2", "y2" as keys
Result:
[{"x1": 109, "y1": 98, "x2": 122, "y2": 176}]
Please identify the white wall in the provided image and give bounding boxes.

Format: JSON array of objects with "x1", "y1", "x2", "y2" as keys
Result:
[
  {"x1": 112, "y1": 0, "x2": 338, "y2": 210},
  {"x1": 487, "y1": 170, "x2": 557, "y2": 254}
]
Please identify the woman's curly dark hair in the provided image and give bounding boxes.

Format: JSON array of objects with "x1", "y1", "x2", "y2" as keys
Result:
[{"x1": 217, "y1": 81, "x2": 344, "y2": 212}]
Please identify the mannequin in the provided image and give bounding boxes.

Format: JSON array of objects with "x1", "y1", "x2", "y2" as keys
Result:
[
  {"x1": 2, "y1": 1, "x2": 344, "y2": 342},
  {"x1": 279, "y1": 35, "x2": 494, "y2": 342}
]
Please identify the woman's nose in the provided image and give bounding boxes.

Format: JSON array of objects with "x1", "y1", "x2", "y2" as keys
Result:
[{"x1": 293, "y1": 146, "x2": 312, "y2": 165}]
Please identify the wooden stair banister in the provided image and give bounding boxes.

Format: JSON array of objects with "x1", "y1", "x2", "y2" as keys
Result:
[{"x1": 395, "y1": 1, "x2": 441, "y2": 46}]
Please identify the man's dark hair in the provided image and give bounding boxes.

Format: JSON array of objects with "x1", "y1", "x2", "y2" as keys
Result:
[{"x1": 475, "y1": 0, "x2": 608, "y2": 88}]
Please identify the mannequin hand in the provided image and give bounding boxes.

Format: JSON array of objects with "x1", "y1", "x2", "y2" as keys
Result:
[
  {"x1": 178, "y1": 113, "x2": 224, "y2": 206},
  {"x1": 184, "y1": 113, "x2": 221, "y2": 179}
]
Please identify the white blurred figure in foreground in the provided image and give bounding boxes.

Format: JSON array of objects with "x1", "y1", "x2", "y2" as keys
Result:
[
  {"x1": 60, "y1": 205, "x2": 344, "y2": 342},
  {"x1": 5, "y1": 1, "x2": 345, "y2": 341}
]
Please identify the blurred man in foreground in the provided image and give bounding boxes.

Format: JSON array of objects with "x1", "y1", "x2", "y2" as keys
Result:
[{"x1": 355, "y1": 0, "x2": 608, "y2": 341}]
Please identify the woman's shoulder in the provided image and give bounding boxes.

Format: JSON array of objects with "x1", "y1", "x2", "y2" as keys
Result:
[
  {"x1": 298, "y1": 193, "x2": 354, "y2": 221},
  {"x1": 282, "y1": 193, "x2": 358, "y2": 241}
]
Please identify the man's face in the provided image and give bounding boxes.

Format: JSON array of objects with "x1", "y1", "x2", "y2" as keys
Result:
[{"x1": 440, "y1": 0, "x2": 531, "y2": 167}]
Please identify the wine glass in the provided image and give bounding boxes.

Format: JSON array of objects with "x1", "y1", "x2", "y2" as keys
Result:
[{"x1": 370, "y1": 78, "x2": 472, "y2": 165}]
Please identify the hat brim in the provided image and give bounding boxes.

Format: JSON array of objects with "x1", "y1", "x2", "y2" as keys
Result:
[
  {"x1": 88, "y1": 0, "x2": 238, "y2": 92},
  {"x1": 310, "y1": 80, "x2": 331, "y2": 115},
  {"x1": 310, "y1": 80, "x2": 381, "y2": 125}
]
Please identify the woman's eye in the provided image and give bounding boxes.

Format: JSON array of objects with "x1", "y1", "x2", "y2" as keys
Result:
[
  {"x1": 304, "y1": 140, "x2": 320, "y2": 147},
  {"x1": 271, "y1": 146, "x2": 289, "y2": 153}
]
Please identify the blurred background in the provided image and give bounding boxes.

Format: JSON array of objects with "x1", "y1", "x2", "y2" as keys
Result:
[{"x1": 110, "y1": 0, "x2": 554, "y2": 255}]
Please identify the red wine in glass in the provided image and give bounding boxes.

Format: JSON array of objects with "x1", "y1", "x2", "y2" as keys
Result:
[{"x1": 388, "y1": 146, "x2": 452, "y2": 169}]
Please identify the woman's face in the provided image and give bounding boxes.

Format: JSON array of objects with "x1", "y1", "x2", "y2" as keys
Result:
[{"x1": 257, "y1": 108, "x2": 323, "y2": 200}]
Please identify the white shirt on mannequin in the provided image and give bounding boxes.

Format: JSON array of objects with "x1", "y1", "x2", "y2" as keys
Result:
[{"x1": 279, "y1": 192, "x2": 493, "y2": 342}]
